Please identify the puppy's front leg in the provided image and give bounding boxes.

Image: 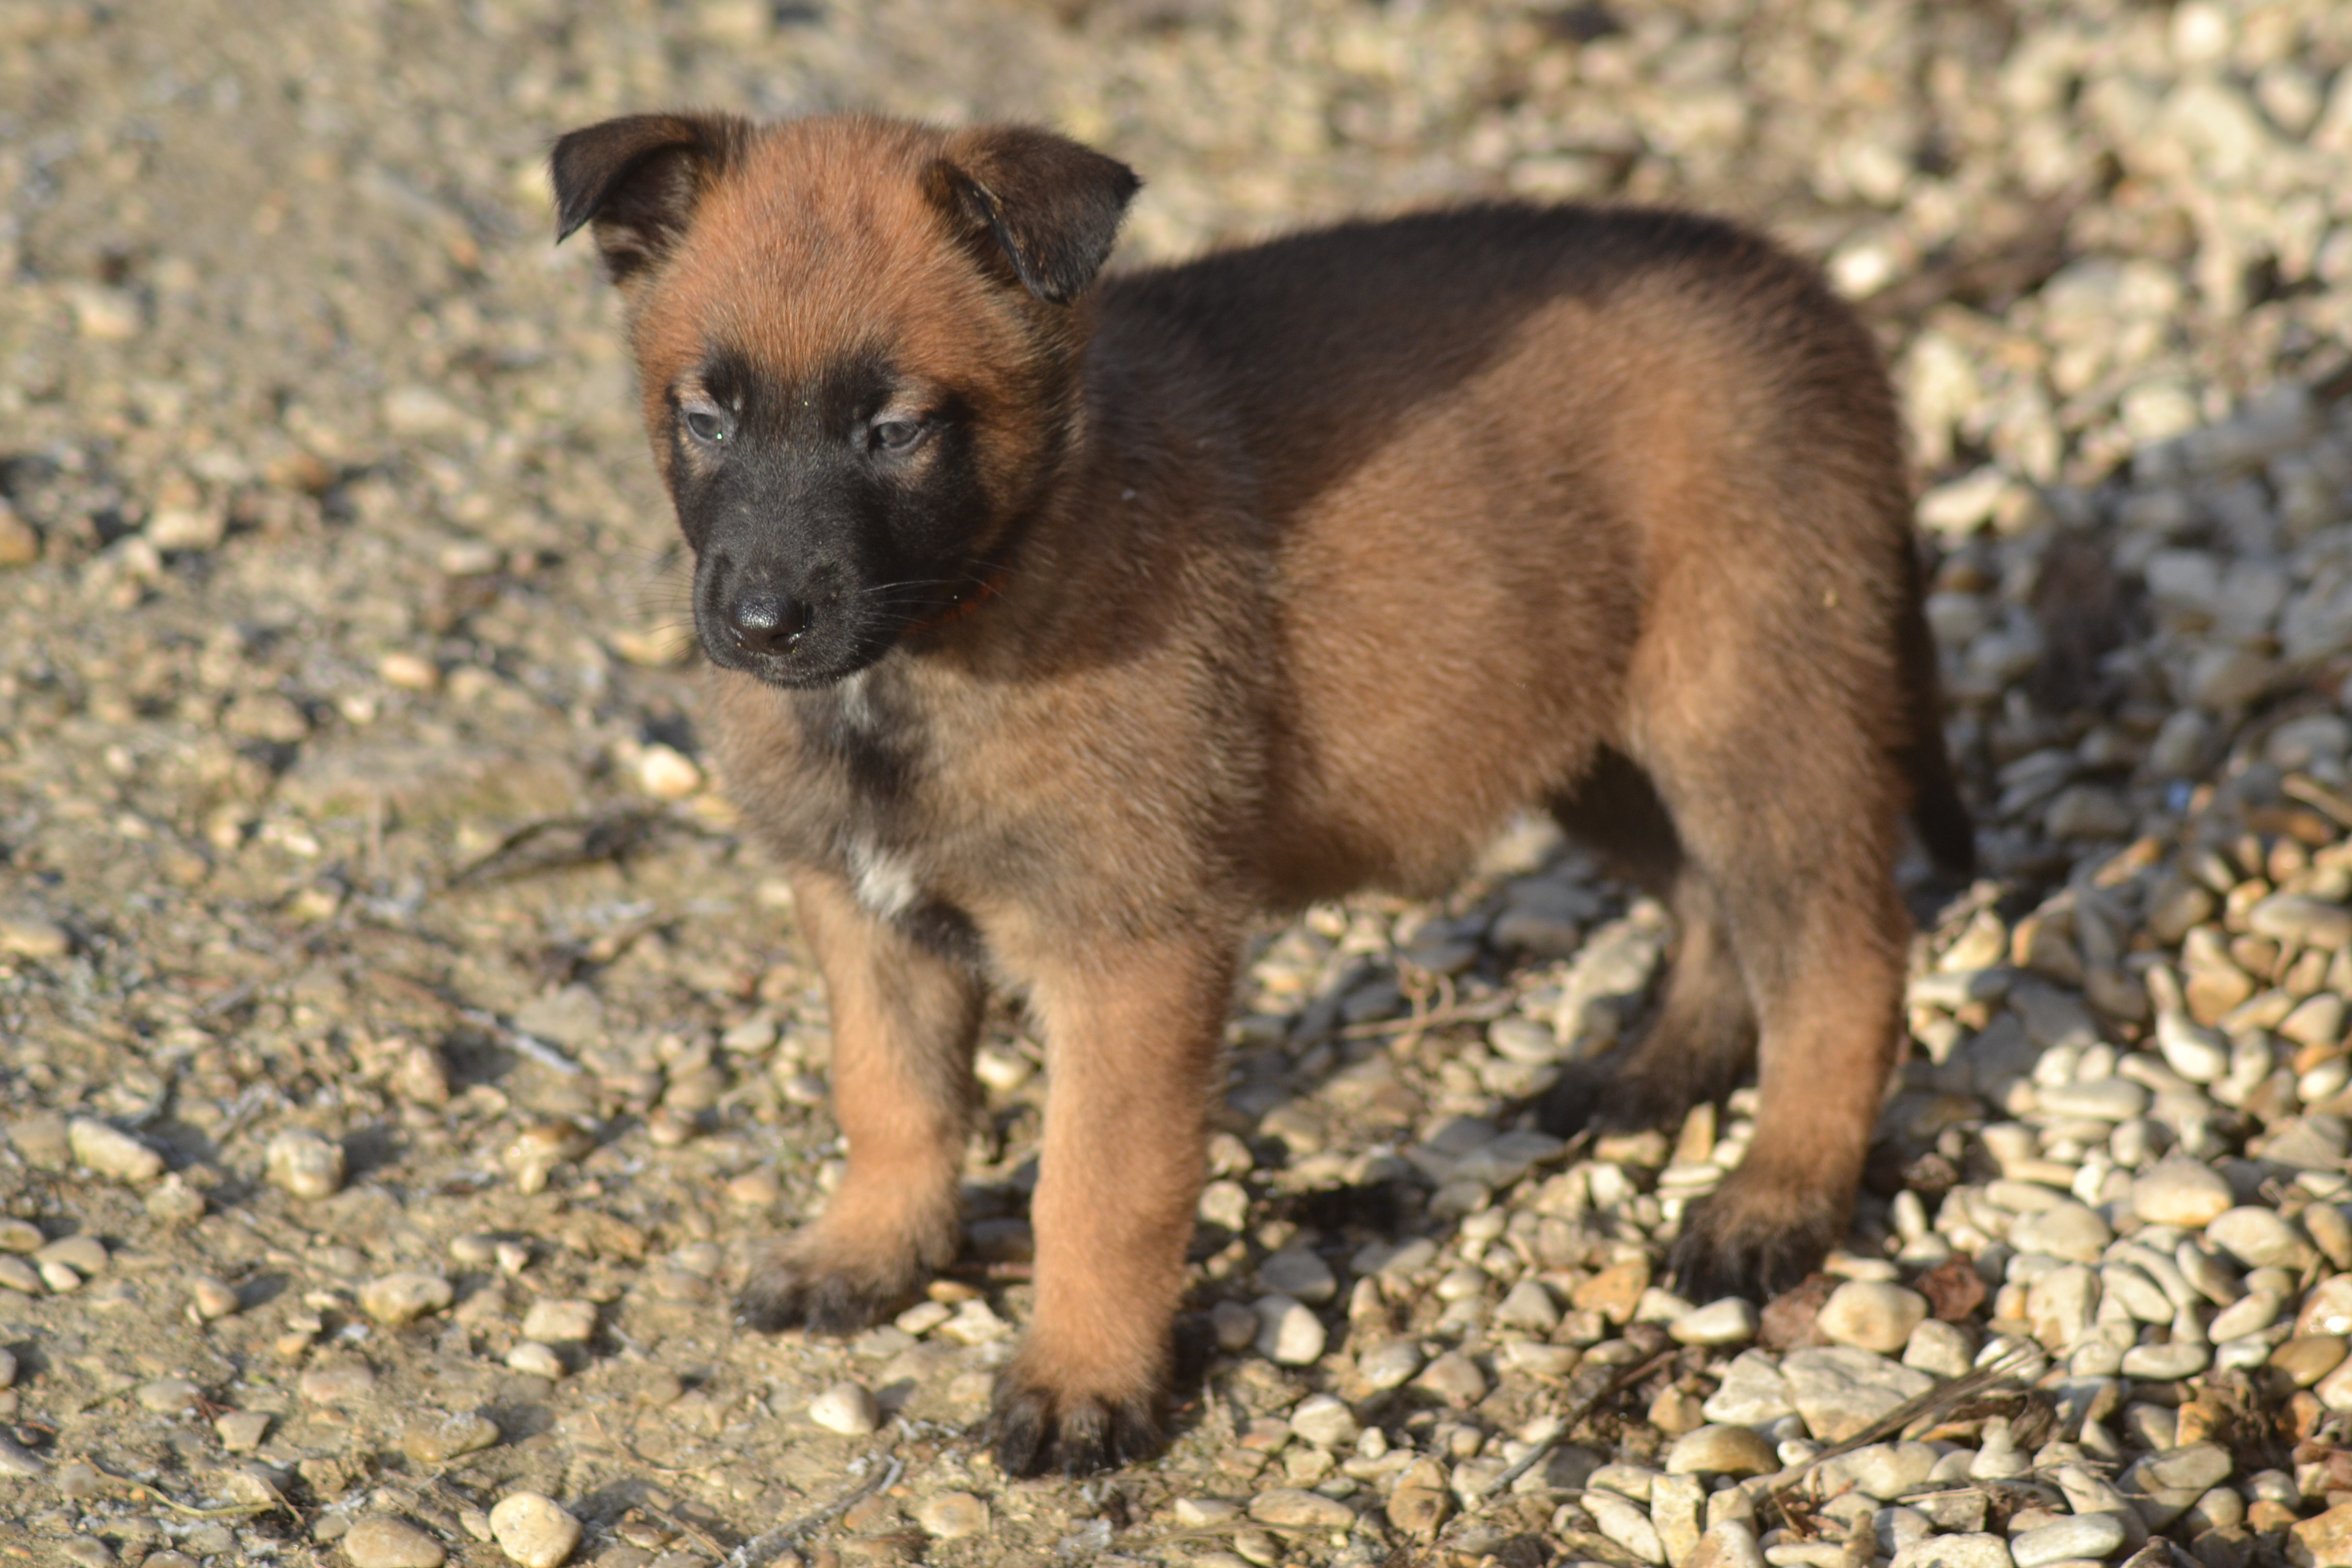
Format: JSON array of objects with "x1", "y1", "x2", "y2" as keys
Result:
[
  {"x1": 739, "y1": 867, "x2": 984, "y2": 1333},
  {"x1": 991, "y1": 932, "x2": 1233, "y2": 1476}
]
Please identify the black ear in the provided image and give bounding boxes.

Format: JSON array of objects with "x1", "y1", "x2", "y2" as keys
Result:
[
  {"x1": 932, "y1": 126, "x2": 1140, "y2": 305},
  {"x1": 549, "y1": 113, "x2": 751, "y2": 283}
]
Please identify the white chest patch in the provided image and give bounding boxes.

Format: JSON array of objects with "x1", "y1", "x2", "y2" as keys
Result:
[{"x1": 846, "y1": 836, "x2": 920, "y2": 919}]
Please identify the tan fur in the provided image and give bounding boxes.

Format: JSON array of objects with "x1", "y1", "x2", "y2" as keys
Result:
[{"x1": 550, "y1": 110, "x2": 1972, "y2": 1474}]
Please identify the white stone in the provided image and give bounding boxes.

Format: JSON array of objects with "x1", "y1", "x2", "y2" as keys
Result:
[
  {"x1": 2009, "y1": 1514, "x2": 2125, "y2": 1567},
  {"x1": 521, "y1": 1300, "x2": 597, "y2": 1342},
  {"x1": 1780, "y1": 1348, "x2": 1933, "y2": 1442},
  {"x1": 67, "y1": 1120, "x2": 164, "y2": 1183},
  {"x1": 487, "y1": 1493, "x2": 581, "y2": 1568},
  {"x1": 1702, "y1": 1350, "x2": 1794, "y2": 1425},
  {"x1": 360, "y1": 1272, "x2": 453, "y2": 1326},
  {"x1": 2208, "y1": 1208, "x2": 2315, "y2": 1270},
  {"x1": 1816, "y1": 1282, "x2": 1928, "y2": 1354},
  {"x1": 1584, "y1": 1489, "x2": 1666, "y2": 1565},
  {"x1": 808, "y1": 1381, "x2": 880, "y2": 1435},
  {"x1": 2027, "y1": 1265, "x2": 2099, "y2": 1351},
  {"x1": 265, "y1": 1130, "x2": 345, "y2": 1199},
  {"x1": 1672, "y1": 1297, "x2": 1759, "y2": 1346},
  {"x1": 1254, "y1": 1294, "x2": 1326, "y2": 1365},
  {"x1": 1891, "y1": 1534, "x2": 2014, "y2": 1568},
  {"x1": 2133, "y1": 1160, "x2": 2234, "y2": 1227},
  {"x1": 1289, "y1": 1393, "x2": 1358, "y2": 1450}
]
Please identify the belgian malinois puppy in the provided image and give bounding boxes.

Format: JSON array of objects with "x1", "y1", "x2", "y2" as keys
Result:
[{"x1": 549, "y1": 111, "x2": 1973, "y2": 1475}]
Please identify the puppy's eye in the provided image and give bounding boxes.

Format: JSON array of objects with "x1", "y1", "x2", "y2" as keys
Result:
[
  {"x1": 683, "y1": 408, "x2": 728, "y2": 444},
  {"x1": 872, "y1": 418, "x2": 925, "y2": 453}
]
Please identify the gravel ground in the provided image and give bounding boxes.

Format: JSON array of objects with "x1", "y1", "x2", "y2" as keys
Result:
[{"x1": 6, "y1": 2, "x2": 2352, "y2": 1567}]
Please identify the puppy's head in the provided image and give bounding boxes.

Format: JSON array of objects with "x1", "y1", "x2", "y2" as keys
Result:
[{"x1": 550, "y1": 113, "x2": 1138, "y2": 687}]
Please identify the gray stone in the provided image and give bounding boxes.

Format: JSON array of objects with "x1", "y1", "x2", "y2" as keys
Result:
[
  {"x1": 1780, "y1": 1347, "x2": 1933, "y2": 1442},
  {"x1": 403, "y1": 1413, "x2": 500, "y2": 1464},
  {"x1": 520, "y1": 1299, "x2": 596, "y2": 1342},
  {"x1": 1821, "y1": 1441, "x2": 1938, "y2": 1500},
  {"x1": 67, "y1": 1119, "x2": 164, "y2": 1183},
  {"x1": 2119, "y1": 1341, "x2": 2209, "y2": 1380},
  {"x1": 2036, "y1": 1080, "x2": 2149, "y2": 1121},
  {"x1": 1891, "y1": 1535, "x2": 2015, "y2": 1568},
  {"x1": 2009, "y1": 1514, "x2": 2126, "y2": 1566},
  {"x1": 1701, "y1": 1350, "x2": 1794, "y2": 1425},
  {"x1": 2027, "y1": 1265, "x2": 2099, "y2": 1350},
  {"x1": 1358, "y1": 1339, "x2": 1423, "y2": 1390},
  {"x1": 1288, "y1": 1393, "x2": 1357, "y2": 1450},
  {"x1": 360, "y1": 1272, "x2": 453, "y2": 1326},
  {"x1": 2247, "y1": 896, "x2": 2352, "y2": 951},
  {"x1": 1816, "y1": 1282, "x2": 1928, "y2": 1354},
  {"x1": 808, "y1": 1381, "x2": 879, "y2": 1435},
  {"x1": 2008, "y1": 1203, "x2": 2113, "y2": 1263},
  {"x1": 1259, "y1": 1247, "x2": 1337, "y2": 1305},
  {"x1": 1904, "y1": 1319, "x2": 1976, "y2": 1379},
  {"x1": 1413, "y1": 1349, "x2": 1487, "y2": 1406},
  {"x1": 1672, "y1": 1298, "x2": 1759, "y2": 1346},
  {"x1": 265, "y1": 1129, "x2": 345, "y2": 1199},
  {"x1": 1584, "y1": 1489, "x2": 1666, "y2": 1565},
  {"x1": 2207, "y1": 1208, "x2": 2315, "y2": 1270},
  {"x1": 1494, "y1": 1277, "x2": 1560, "y2": 1331},
  {"x1": 1254, "y1": 1294, "x2": 1326, "y2": 1365},
  {"x1": 914, "y1": 1492, "x2": 988, "y2": 1538}
]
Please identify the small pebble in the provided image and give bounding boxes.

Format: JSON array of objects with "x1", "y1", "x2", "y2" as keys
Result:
[
  {"x1": 1358, "y1": 1339, "x2": 1423, "y2": 1389},
  {"x1": 2208, "y1": 1207, "x2": 2315, "y2": 1270},
  {"x1": 135, "y1": 1377, "x2": 202, "y2": 1413},
  {"x1": 1671, "y1": 1297, "x2": 1759, "y2": 1346},
  {"x1": 808, "y1": 1381, "x2": 880, "y2": 1435},
  {"x1": 1254, "y1": 1293, "x2": 1326, "y2": 1365},
  {"x1": 1816, "y1": 1281, "x2": 1928, "y2": 1354},
  {"x1": 914, "y1": 1491, "x2": 988, "y2": 1537},
  {"x1": 1664, "y1": 1425, "x2": 1779, "y2": 1477},
  {"x1": 1414, "y1": 1349, "x2": 1488, "y2": 1406},
  {"x1": 1250, "y1": 1488, "x2": 1355, "y2": 1529},
  {"x1": 520, "y1": 1299, "x2": 597, "y2": 1342},
  {"x1": 216, "y1": 1410, "x2": 271, "y2": 1451},
  {"x1": 404, "y1": 1412, "x2": 501, "y2": 1463},
  {"x1": 343, "y1": 1516, "x2": 449, "y2": 1568},
  {"x1": 505, "y1": 1342, "x2": 566, "y2": 1379},
  {"x1": 361, "y1": 1271, "x2": 455, "y2": 1326},
  {"x1": 0, "y1": 1220, "x2": 41, "y2": 1253},
  {"x1": 2133, "y1": 1159, "x2": 2235, "y2": 1227},
  {"x1": 2008, "y1": 1515, "x2": 2125, "y2": 1568},
  {"x1": 189, "y1": 1274, "x2": 240, "y2": 1320},
  {"x1": 266, "y1": 1129, "x2": 347, "y2": 1199},
  {"x1": 488, "y1": 1492, "x2": 582, "y2": 1568},
  {"x1": 1175, "y1": 1499, "x2": 1243, "y2": 1527},
  {"x1": 300, "y1": 1362, "x2": 378, "y2": 1404},
  {"x1": 67, "y1": 1119, "x2": 164, "y2": 1183},
  {"x1": 1289, "y1": 1392, "x2": 1359, "y2": 1449}
]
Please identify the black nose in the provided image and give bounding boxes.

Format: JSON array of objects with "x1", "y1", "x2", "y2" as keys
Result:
[{"x1": 727, "y1": 591, "x2": 808, "y2": 654}]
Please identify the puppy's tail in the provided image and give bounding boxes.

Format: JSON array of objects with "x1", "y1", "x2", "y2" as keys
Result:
[{"x1": 1897, "y1": 551, "x2": 1976, "y2": 879}]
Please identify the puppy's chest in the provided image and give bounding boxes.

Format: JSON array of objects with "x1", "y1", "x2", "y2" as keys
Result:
[{"x1": 776, "y1": 672, "x2": 984, "y2": 917}]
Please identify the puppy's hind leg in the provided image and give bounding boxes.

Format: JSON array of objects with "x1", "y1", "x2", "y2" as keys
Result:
[
  {"x1": 1539, "y1": 754, "x2": 1757, "y2": 1140},
  {"x1": 739, "y1": 867, "x2": 984, "y2": 1335}
]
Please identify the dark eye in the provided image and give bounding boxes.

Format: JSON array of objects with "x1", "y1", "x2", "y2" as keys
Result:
[
  {"x1": 683, "y1": 408, "x2": 727, "y2": 444},
  {"x1": 872, "y1": 418, "x2": 925, "y2": 453}
]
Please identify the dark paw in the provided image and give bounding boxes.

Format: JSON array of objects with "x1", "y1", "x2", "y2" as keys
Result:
[
  {"x1": 736, "y1": 1243, "x2": 921, "y2": 1336},
  {"x1": 990, "y1": 1370, "x2": 1164, "y2": 1477},
  {"x1": 1536, "y1": 1057, "x2": 1692, "y2": 1138},
  {"x1": 1667, "y1": 1180, "x2": 1845, "y2": 1303}
]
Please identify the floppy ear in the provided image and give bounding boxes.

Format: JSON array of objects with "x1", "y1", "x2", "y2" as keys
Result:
[
  {"x1": 931, "y1": 125, "x2": 1141, "y2": 305},
  {"x1": 549, "y1": 112, "x2": 751, "y2": 283}
]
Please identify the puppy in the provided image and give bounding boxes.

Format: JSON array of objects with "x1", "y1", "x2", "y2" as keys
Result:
[{"x1": 549, "y1": 111, "x2": 1973, "y2": 1475}]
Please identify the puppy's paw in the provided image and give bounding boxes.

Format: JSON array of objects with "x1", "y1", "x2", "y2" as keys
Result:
[
  {"x1": 1536, "y1": 1058, "x2": 1694, "y2": 1138},
  {"x1": 989, "y1": 1359, "x2": 1165, "y2": 1477},
  {"x1": 1667, "y1": 1169, "x2": 1846, "y2": 1304},
  {"x1": 736, "y1": 1235, "x2": 925, "y2": 1336}
]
